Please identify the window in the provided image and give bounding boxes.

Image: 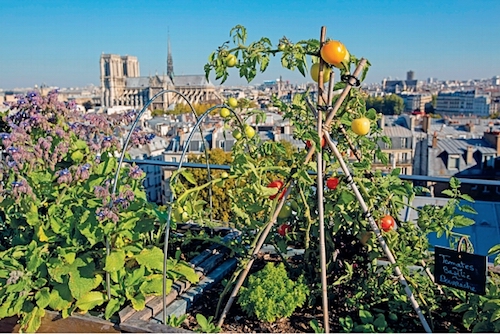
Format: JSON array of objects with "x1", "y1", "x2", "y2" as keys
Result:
[
  {"x1": 448, "y1": 156, "x2": 460, "y2": 169},
  {"x1": 401, "y1": 138, "x2": 407, "y2": 148}
]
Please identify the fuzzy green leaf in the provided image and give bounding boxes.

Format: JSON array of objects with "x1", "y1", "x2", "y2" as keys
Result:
[
  {"x1": 35, "y1": 287, "x2": 51, "y2": 309},
  {"x1": 75, "y1": 291, "x2": 106, "y2": 312},
  {"x1": 139, "y1": 274, "x2": 171, "y2": 296},
  {"x1": 135, "y1": 247, "x2": 163, "y2": 272},
  {"x1": 104, "y1": 250, "x2": 125, "y2": 273},
  {"x1": 105, "y1": 298, "x2": 122, "y2": 320}
]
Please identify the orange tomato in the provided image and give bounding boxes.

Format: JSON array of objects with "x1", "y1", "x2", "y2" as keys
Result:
[{"x1": 320, "y1": 40, "x2": 347, "y2": 68}]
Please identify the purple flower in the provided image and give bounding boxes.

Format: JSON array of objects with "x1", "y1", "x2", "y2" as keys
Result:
[
  {"x1": 96, "y1": 207, "x2": 119, "y2": 223},
  {"x1": 114, "y1": 197, "x2": 129, "y2": 210},
  {"x1": 128, "y1": 165, "x2": 144, "y2": 180},
  {"x1": 11, "y1": 179, "x2": 33, "y2": 198},
  {"x1": 94, "y1": 185, "x2": 110, "y2": 199},
  {"x1": 75, "y1": 163, "x2": 91, "y2": 181},
  {"x1": 56, "y1": 168, "x2": 72, "y2": 184}
]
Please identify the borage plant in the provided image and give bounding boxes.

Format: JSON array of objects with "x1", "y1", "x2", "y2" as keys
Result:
[{"x1": 0, "y1": 91, "x2": 197, "y2": 332}]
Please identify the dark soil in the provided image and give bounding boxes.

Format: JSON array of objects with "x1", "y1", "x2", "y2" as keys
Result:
[{"x1": 180, "y1": 252, "x2": 466, "y2": 333}]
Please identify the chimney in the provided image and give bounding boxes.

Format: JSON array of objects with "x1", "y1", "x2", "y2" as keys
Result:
[
  {"x1": 466, "y1": 146, "x2": 474, "y2": 165},
  {"x1": 484, "y1": 131, "x2": 500, "y2": 155},
  {"x1": 465, "y1": 123, "x2": 474, "y2": 132},
  {"x1": 432, "y1": 131, "x2": 438, "y2": 148},
  {"x1": 422, "y1": 115, "x2": 431, "y2": 133}
]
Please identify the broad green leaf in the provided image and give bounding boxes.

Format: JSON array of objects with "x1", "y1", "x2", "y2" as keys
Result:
[
  {"x1": 48, "y1": 283, "x2": 73, "y2": 311},
  {"x1": 35, "y1": 287, "x2": 51, "y2": 309},
  {"x1": 373, "y1": 314, "x2": 387, "y2": 331},
  {"x1": 181, "y1": 170, "x2": 197, "y2": 185},
  {"x1": 130, "y1": 292, "x2": 146, "y2": 311},
  {"x1": 483, "y1": 299, "x2": 500, "y2": 311},
  {"x1": 490, "y1": 307, "x2": 500, "y2": 322},
  {"x1": 463, "y1": 309, "x2": 477, "y2": 329},
  {"x1": 140, "y1": 274, "x2": 171, "y2": 296},
  {"x1": 135, "y1": 247, "x2": 163, "y2": 272},
  {"x1": 26, "y1": 203, "x2": 39, "y2": 226},
  {"x1": 172, "y1": 262, "x2": 199, "y2": 284},
  {"x1": 196, "y1": 313, "x2": 209, "y2": 328},
  {"x1": 452, "y1": 302, "x2": 470, "y2": 313},
  {"x1": 37, "y1": 225, "x2": 49, "y2": 242},
  {"x1": 125, "y1": 265, "x2": 146, "y2": 287},
  {"x1": 339, "y1": 190, "x2": 355, "y2": 205},
  {"x1": 0, "y1": 294, "x2": 15, "y2": 318},
  {"x1": 488, "y1": 244, "x2": 500, "y2": 255},
  {"x1": 359, "y1": 309, "x2": 373, "y2": 324},
  {"x1": 75, "y1": 291, "x2": 106, "y2": 312},
  {"x1": 104, "y1": 250, "x2": 125, "y2": 273},
  {"x1": 24, "y1": 306, "x2": 45, "y2": 333},
  {"x1": 105, "y1": 298, "x2": 122, "y2": 319},
  {"x1": 68, "y1": 259, "x2": 102, "y2": 299}
]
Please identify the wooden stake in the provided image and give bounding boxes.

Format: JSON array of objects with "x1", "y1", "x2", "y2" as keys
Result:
[
  {"x1": 323, "y1": 132, "x2": 432, "y2": 333},
  {"x1": 316, "y1": 25, "x2": 330, "y2": 334}
]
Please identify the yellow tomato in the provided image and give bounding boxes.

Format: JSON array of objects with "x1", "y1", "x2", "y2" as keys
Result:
[{"x1": 351, "y1": 117, "x2": 371, "y2": 136}]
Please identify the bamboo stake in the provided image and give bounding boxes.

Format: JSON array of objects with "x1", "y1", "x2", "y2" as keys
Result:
[
  {"x1": 216, "y1": 186, "x2": 293, "y2": 327},
  {"x1": 316, "y1": 26, "x2": 330, "y2": 334},
  {"x1": 323, "y1": 132, "x2": 432, "y2": 333}
]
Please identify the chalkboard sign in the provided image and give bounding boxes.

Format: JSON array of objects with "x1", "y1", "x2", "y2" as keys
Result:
[{"x1": 434, "y1": 246, "x2": 487, "y2": 295}]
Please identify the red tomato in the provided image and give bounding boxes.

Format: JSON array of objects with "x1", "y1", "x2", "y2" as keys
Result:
[
  {"x1": 380, "y1": 215, "x2": 396, "y2": 232},
  {"x1": 306, "y1": 136, "x2": 325, "y2": 149},
  {"x1": 326, "y1": 177, "x2": 339, "y2": 190},
  {"x1": 268, "y1": 180, "x2": 286, "y2": 200},
  {"x1": 277, "y1": 224, "x2": 291, "y2": 236}
]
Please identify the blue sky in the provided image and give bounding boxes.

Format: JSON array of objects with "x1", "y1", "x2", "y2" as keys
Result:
[{"x1": 1, "y1": 0, "x2": 499, "y2": 89}]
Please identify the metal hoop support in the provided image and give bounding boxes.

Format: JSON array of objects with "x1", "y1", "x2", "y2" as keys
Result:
[{"x1": 108, "y1": 89, "x2": 236, "y2": 316}]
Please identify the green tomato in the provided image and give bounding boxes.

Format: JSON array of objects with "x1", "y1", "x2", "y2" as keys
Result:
[
  {"x1": 278, "y1": 203, "x2": 293, "y2": 219},
  {"x1": 227, "y1": 97, "x2": 238, "y2": 108},
  {"x1": 220, "y1": 107, "x2": 231, "y2": 118},
  {"x1": 232, "y1": 129, "x2": 242, "y2": 140},
  {"x1": 244, "y1": 125, "x2": 256, "y2": 139},
  {"x1": 225, "y1": 54, "x2": 237, "y2": 67}
]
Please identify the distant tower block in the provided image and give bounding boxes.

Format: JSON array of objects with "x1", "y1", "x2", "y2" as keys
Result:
[{"x1": 407, "y1": 70, "x2": 415, "y2": 81}]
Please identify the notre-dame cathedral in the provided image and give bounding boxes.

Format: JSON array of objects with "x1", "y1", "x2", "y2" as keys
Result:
[{"x1": 99, "y1": 41, "x2": 221, "y2": 110}]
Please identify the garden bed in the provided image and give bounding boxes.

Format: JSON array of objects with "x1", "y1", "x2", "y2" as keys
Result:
[{"x1": 180, "y1": 252, "x2": 468, "y2": 333}]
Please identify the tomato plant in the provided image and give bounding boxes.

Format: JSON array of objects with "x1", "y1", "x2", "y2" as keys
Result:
[
  {"x1": 278, "y1": 203, "x2": 293, "y2": 219},
  {"x1": 306, "y1": 136, "x2": 325, "y2": 149},
  {"x1": 244, "y1": 125, "x2": 256, "y2": 139},
  {"x1": 232, "y1": 129, "x2": 242, "y2": 140},
  {"x1": 185, "y1": 25, "x2": 483, "y2": 333}
]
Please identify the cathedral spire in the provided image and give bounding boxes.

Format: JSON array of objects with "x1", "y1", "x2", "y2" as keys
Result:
[{"x1": 167, "y1": 30, "x2": 174, "y2": 81}]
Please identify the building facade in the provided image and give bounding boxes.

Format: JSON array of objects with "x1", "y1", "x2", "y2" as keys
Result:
[
  {"x1": 435, "y1": 90, "x2": 493, "y2": 117},
  {"x1": 100, "y1": 51, "x2": 221, "y2": 110}
]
